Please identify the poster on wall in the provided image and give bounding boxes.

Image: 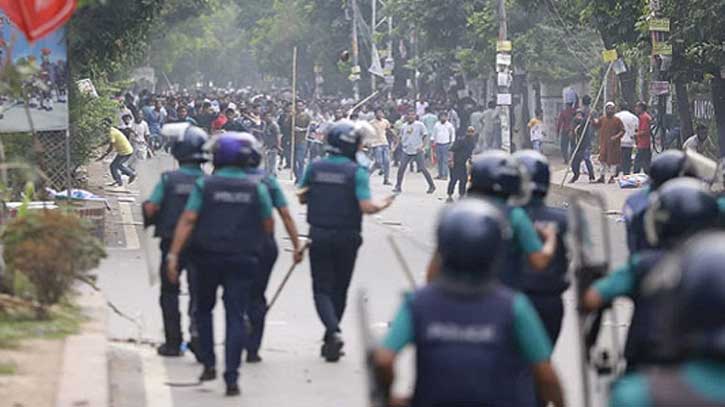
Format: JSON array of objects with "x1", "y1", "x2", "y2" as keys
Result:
[{"x1": 0, "y1": 14, "x2": 68, "y2": 133}]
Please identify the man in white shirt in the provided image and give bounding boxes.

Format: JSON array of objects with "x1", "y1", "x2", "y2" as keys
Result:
[
  {"x1": 415, "y1": 98, "x2": 429, "y2": 118},
  {"x1": 127, "y1": 114, "x2": 151, "y2": 170},
  {"x1": 615, "y1": 106, "x2": 639, "y2": 175},
  {"x1": 433, "y1": 111, "x2": 456, "y2": 180}
]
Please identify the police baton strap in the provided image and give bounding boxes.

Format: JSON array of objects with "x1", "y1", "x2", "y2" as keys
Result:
[{"x1": 266, "y1": 240, "x2": 311, "y2": 312}]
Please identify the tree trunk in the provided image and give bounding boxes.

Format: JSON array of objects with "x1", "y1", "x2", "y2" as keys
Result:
[
  {"x1": 520, "y1": 74, "x2": 531, "y2": 149},
  {"x1": 533, "y1": 79, "x2": 542, "y2": 112},
  {"x1": 618, "y1": 67, "x2": 637, "y2": 108},
  {"x1": 711, "y1": 75, "x2": 725, "y2": 159},
  {"x1": 675, "y1": 79, "x2": 693, "y2": 141}
]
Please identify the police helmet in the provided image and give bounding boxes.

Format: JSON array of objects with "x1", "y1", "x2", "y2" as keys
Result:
[
  {"x1": 437, "y1": 200, "x2": 510, "y2": 284},
  {"x1": 644, "y1": 178, "x2": 718, "y2": 248},
  {"x1": 513, "y1": 150, "x2": 550, "y2": 197},
  {"x1": 649, "y1": 150, "x2": 696, "y2": 190},
  {"x1": 211, "y1": 132, "x2": 262, "y2": 168},
  {"x1": 673, "y1": 233, "x2": 725, "y2": 359},
  {"x1": 161, "y1": 123, "x2": 209, "y2": 164},
  {"x1": 469, "y1": 150, "x2": 523, "y2": 199},
  {"x1": 325, "y1": 120, "x2": 363, "y2": 159}
]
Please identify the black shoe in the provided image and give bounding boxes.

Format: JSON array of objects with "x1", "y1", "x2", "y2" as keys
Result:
[
  {"x1": 569, "y1": 175, "x2": 579, "y2": 184},
  {"x1": 378, "y1": 170, "x2": 384, "y2": 176},
  {"x1": 225, "y1": 383, "x2": 241, "y2": 397},
  {"x1": 321, "y1": 334, "x2": 344, "y2": 363},
  {"x1": 157, "y1": 343, "x2": 182, "y2": 357},
  {"x1": 446, "y1": 196, "x2": 454, "y2": 203},
  {"x1": 128, "y1": 174, "x2": 137, "y2": 184},
  {"x1": 383, "y1": 180, "x2": 391, "y2": 186},
  {"x1": 246, "y1": 352, "x2": 262, "y2": 363},
  {"x1": 199, "y1": 366, "x2": 217, "y2": 382},
  {"x1": 392, "y1": 187, "x2": 401, "y2": 194},
  {"x1": 426, "y1": 186, "x2": 436, "y2": 194}
]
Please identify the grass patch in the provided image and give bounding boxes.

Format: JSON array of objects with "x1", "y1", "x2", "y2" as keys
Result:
[
  {"x1": 0, "y1": 302, "x2": 85, "y2": 349},
  {"x1": 0, "y1": 360, "x2": 16, "y2": 375}
]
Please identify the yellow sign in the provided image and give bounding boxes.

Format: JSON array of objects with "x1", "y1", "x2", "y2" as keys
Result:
[
  {"x1": 649, "y1": 18, "x2": 670, "y2": 32},
  {"x1": 602, "y1": 49, "x2": 618, "y2": 63},
  {"x1": 652, "y1": 42, "x2": 673, "y2": 56},
  {"x1": 496, "y1": 41, "x2": 512, "y2": 52}
]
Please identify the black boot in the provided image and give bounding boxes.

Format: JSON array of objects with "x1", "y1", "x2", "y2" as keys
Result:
[
  {"x1": 321, "y1": 333, "x2": 344, "y2": 363},
  {"x1": 226, "y1": 383, "x2": 241, "y2": 396},
  {"x1": 199, "y1": 366, "x2": 217, "y2": 382},
  {"x1": 157, "y1": 343, "x2": 182, "y2": 357}
]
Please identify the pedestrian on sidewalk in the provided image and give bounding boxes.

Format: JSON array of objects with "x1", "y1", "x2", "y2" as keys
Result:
[
  {"x1": 633, "y1": 101, "x2": 652, "y2": 174},
  {"x1": 297, "y1": 121, "x2": 394, "y2": 362},
  {"x1": 594, "y1": 102, "x2": 625, "y2": 184},
  {"x1": 142, "y1": 124, "x2": 208, "y2": 359},
  {"x1": 393, "y1": 110, "x2": 436, "y2": 194},
  {"x1": 166, "y1": 132, "x2": 275, "y2": 397},
  {"x1": 261, "y1": 110, "x2": 281, "y2": 177},
  {"x1": 446, "y1": 126, "x2": 476, "y2": 202},
  {"x1": 615, "y1": 105, "x2": 640, "y2": 176},
  {"x1": 432, "y1": 111, "x2": 455, "y2": 180},
  {"x1": 528, "y1": 108, "x2": 545, "y2": 153},
  {"x1": 569, "y1": 110, "x2": 595, "y2": 183},
  {"x1": 98, "y1": 118, "x2": 136, "y2": 187}
]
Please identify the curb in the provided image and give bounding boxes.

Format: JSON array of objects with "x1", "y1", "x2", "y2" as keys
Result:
[{"x1": 55, "y1": 284, "x2": 109, "y2": 407}]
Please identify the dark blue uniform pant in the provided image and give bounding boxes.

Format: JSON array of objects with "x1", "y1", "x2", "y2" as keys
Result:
[
  {"x1": 526, "y1": 293, "x2": 564, "y2": 346},
  {"x1": 309, "y1": 228, "x2": 362, "y2": 339},
  {"x1": 159, "y1": 239, "x2": 197, "y2": 348},
  {"x1": 193, "y1": 252, "x2": 257, "y2": 385},
  {"x1": 246, "y1": 237, "x2": 278, "y2": 355}
]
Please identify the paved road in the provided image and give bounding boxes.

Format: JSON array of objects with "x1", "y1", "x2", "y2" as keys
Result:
[
  {"x1": 0, "y1": 100, "x2": 69, "y2": 132},
  {"x1": 97, "y1": 155, "x2": 631, "y2": 407}
]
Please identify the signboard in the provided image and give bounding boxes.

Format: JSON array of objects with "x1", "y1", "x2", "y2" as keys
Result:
[
  {"x1": 496, "y1": 41, "x2": 512, "y2": 52},
  {"x1": 652, "y1": 42, "x2": 673, "y2": 56},
  {"x1": 649, "y1": 18, "x2": 670, "y2": 32},
  {"x1": 496, "y1": 53, "x2": 512, "y2": 66},
  {"x1": 650, "y1": 81, "x2": 670, "y2": 96},
  {"x1": 497, "y1": 72, "x2": 512, "y2": 87},
  {"x1": 0, "y1": 14, "x2": 68, "y2": 133},
  {"x1": 602, "y1": 49, "x2": 618, "y2": 63},
  {"x1": 497, "y1": 93, "x2": 512, "y2": 106},
  {"x1": 76, "y1": 79, "x2": 98, "y2": 98}
]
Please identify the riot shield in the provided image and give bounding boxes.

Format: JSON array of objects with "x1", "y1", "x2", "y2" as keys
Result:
[{"x1": 566, "y1": 191, "x2": 623, "y2": 407}]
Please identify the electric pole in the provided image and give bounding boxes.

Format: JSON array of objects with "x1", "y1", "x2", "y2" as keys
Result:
[
  {"x1": 497, "y1": 0, "x2": 512, "y2": 152},
  {"x1": 351, "y1": 0, "x2": 360, "y2": 100}
]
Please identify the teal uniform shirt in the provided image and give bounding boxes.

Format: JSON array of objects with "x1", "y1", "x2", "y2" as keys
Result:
[
  {"x1": 185, "y1": 167, "x2": 274, "y2": 219},
  {"x1": 382, "y1": 291, "x2": 553, "y2": 364},
  {"x1": 250, "y1": 171, "x2": 288, "y2": 209},
  {"x1": 298, "y1": 155, "x2": 372, "y2": 201},
  {"x1": 593, "y1": 255, "x2": 641, "y2": 302},
  {"x1": 510, "y1": 206, "x2": 544, "y2": 255},
  {"x1": 148, "y1": 165, "x2": 204, "y2": 205},
  {"x1": 611, "y1": 360, "x2": 725, "y2": 406}
]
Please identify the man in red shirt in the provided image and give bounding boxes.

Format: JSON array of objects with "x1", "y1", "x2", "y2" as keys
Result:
[
  {"x1": 634, "y1": 101, "x2": 652, "y2": 174},
  {"x1": 556, "y1": 103, "x2": 576, "y2": 163}
]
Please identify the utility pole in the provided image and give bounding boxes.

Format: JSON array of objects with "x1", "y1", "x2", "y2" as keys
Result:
[
  {"x1": 351, "y1": 0, "x2": 360, "y2": 101},
  {"x1": 371, "y1": 0, "x2": 377, "y2": 91},
  {"x1": 497, "y1": 0, "x2": 512, "y2": 152}
]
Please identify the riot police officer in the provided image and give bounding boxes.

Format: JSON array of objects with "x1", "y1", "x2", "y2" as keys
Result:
[
  {"x1": 297, "y1": 120, "x2": 394, "y2": 362},
  {"x1": 142, "y1": 123, "x2": 207, "y2": 358},
  {"x1": 374, "y1": 200, "x2": 565, "y2": 407},
  {"x1": 623, "y1": 149, "x2": 697, "y2": 255},
  {"x1": 513, "y1": 150, "x2": 569, "y2": 346},
  {"x1": 240, "y1": 133, "x2": 304, "y2": 363},
  {"x1": 610, "y1": 232, "x2": 725, "y2": 406},
  {"x1": 583, "y1": 178, "x2": 719, "y2": 371},
  {"x1": 426, "y1": 150, "x2": 558, "y2": 288},
  {"x1": 167, "y1": 132, "x2": 275, "y2": 396}
]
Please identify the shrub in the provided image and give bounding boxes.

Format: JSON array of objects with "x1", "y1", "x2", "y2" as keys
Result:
[{"x1": 2, "y1": 210, "x2": 106, "y2": 317}]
